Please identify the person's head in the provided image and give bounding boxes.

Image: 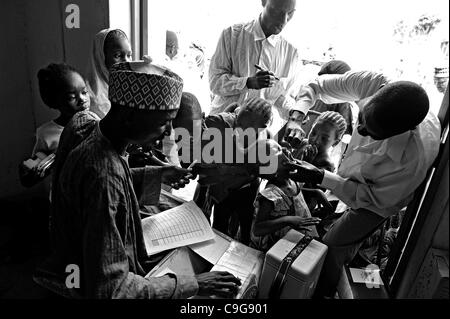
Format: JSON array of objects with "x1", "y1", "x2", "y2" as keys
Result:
[
  {"x1": 358, "y1": 81, "x2": 429, "y2": 140},
  {"x1": 236, "y1": 97, "x2": 273, "y2": 131},
  {"x1": 37, "y1": 63, "x2": 90, "y2": 117},
  {"x1": 166, "y1": 30, "x2": 179, "y2": 60},
  {"x1": 260, "y1": 0, "x2": 296, "y2": 37},
  {"x1": 104, "y1": 29, "x2": 132, "y2": 70},
  {"x1": 434, "y1": 67, "x2": 449, "y2": 94},
  {"x1": 107, "y1": 61, "x2": 184, "y2": 145},
  {"x1": 318, "y1": 60, "x2": 351, "y2": 76},
  {"x1": 172, "y1": 92, "x2": 203, "y2": 134},
  {"x1": 308, "y1": 111, "x2": 347, "y2": 153}
]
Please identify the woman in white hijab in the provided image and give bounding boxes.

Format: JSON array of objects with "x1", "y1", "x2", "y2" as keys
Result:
[{"x1": 86, "y1": 28, "x2": 132, "y2": 118}]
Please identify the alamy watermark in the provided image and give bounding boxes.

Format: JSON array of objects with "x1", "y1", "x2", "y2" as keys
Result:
[
  {"x1": 168, "y1": 120, "x2": 282, "y2": 175},
  {"x1": 65, "y1": 4, "x2": 80, "y2": 29}
]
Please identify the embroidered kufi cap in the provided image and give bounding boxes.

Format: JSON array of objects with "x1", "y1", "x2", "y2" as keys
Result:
[{"x1": 109, "y1": 61, "x2": 183, "y2": 111}]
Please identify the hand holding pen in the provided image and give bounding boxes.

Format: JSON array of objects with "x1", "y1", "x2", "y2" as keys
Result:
[{"x1": 246, "y1": 64, "x2": 279, "y2": 90}]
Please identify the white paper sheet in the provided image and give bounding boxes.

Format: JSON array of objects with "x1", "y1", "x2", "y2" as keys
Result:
[
  {"x1": 189, "y1": 230, "x2": 231, "y2": 265},
  {"x1": 141, "y1": 201, "x2": 215, "y2": 255},
  {"x1": 349, "y1": 267, "x2": 384, "y2": 286},
  {"x1": 210, "y1": 242, "x2": 264, "y2": 299}
]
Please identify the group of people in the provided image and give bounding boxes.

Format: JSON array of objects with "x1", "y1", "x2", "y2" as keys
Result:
[{"x1": 23, "y1": 0, "x2": 442, "y2": 299}]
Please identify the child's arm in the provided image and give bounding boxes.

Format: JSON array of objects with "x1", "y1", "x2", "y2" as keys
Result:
[{"x1": 252, "y1": 197, "x2": 320, "y2": 237}]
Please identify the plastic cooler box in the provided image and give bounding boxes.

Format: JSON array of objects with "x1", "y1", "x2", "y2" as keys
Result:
[{"x1": 258, "y1": 229, "x2": 328, "y2": 299}]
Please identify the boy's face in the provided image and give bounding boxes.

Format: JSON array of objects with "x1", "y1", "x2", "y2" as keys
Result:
[
  {"x1": 57, "y1": 72, "x2": 90, "y2": 116},
  {"x1": 308, "y1": 121, "x2": 338, "y2": 153},
  {"x1": 104, "y1": 37, "x2": 132, "y2": 70}
]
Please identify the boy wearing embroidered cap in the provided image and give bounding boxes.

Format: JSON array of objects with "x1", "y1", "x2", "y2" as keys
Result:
[{"x1": 44, "y1": 61, "x2": 241, "y2": 299}]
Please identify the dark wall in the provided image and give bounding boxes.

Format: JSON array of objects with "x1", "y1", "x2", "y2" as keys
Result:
[{"x1": 0, "y1": 0, "x2": 109, "y2": 199}]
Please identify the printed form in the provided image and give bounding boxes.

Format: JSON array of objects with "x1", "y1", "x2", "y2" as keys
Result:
[{"x1": 141, "y1": 201, "x2": 215, "y2": 255}]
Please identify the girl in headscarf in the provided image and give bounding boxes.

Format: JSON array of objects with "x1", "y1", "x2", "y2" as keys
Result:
[{"x1": 86, "y1": 28, "x2": 132, "y2": 118}]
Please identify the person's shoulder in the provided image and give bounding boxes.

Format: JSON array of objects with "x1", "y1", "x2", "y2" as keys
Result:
[
  {"x1": 205, "y1": 112, "x2": 236, "y2": 129},
  {"x1": 63, "y1": 132, "x2": 125, "y2": 182},
  {"x1": 36, "y1": 120, "x2": 62, "y2": 134},
  {"x1": 36, "y1": 121, "x2": 64, "y2": 143},
  {"x1": 278, "y1": 36, "x2": 298, "y2": 53}
]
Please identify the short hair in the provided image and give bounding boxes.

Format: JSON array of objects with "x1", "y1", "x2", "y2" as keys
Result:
[
  {"x1": 318, "y1": 60, "x2": 351, "y2": 76},
  {"x1": 238, "y1": 97, "x2": 273, "y2": 126},
  {"x1": 37, "y1": 63, "x2": 79, "y2": 109},
  {"x1": 176, "y1": 92, "x2": 203, "y2": 121},
  {"x1": 369, "y1": 81, "x2": 429, "y2": 136},
  {"x1": 314, "y1": 111, "x2": 347, "y2": 141},
  {"x1": 104, "y1": 29, "x2": 128, "y2": 55}
]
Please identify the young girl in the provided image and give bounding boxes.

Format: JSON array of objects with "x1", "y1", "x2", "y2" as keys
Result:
[
  {"x1": 250, "y1": 149, "x2": 321, "y2": 252},
  {"x1": 20, "y1": 63, "x2": 90, "y2": 187},
  {"x1": 86, "y1": 28, "x2": 132, "y2": 118}
]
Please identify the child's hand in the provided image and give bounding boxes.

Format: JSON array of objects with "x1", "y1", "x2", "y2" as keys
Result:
[
  {"x1": 302, "y1": 144, "x2": 318, "y2": 162},
  {"x1": 289, "y1": 216, "x2": 321, "y2": 230}
]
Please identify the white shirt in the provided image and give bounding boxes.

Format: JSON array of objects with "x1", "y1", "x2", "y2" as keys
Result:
[
  {"x1": 208, "y1": 17, "x2": 302, "y2": 134},
  {"x1": 295, "y1": 71, "x2": 441, "y2": 218},
  {"x1": 32, "y1": 120, "x2": 64, "y2": 157}
]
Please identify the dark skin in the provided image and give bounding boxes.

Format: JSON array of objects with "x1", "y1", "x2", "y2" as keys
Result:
[
  {"x1": 252, "y1": 178, "x2": 321, "y2": 237},
  {"x1": 100, "y1": 106, "x2": 241, "y2": 296},
  {"x1": 246, "y1": 0, "x2": 296, "y2": 90},
  {"x1": 104, "y1": 37, "x2": 132, "y2": 70},
  {"x1": 287, "y1": 99, "x2": 405, "y2": 183},
  {"x1": 54, "y1": 72, "x2": 90, "y2": 126}
]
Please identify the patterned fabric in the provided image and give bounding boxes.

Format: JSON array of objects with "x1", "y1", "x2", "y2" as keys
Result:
[
  {"x1": 46, "y1": 123, "x2": 199, "y2": 298},
  {"x1": 109, "y1": 61, "x2": 183, "y2": 111},
  {"x1": 250, "y1": 181, "x2": 313, "y2": 252}
]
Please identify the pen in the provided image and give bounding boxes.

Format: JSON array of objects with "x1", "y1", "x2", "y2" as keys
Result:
[
  {"x1": 254, "y1": 64, "x2": 280, "y2": 80},
  {"x1": 187, "y1": 159, "x2": 198, "y2": 170}
]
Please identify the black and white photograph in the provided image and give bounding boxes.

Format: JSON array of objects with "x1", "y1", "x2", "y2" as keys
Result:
[{"x1": 0, "y1": 0, "x2": 448, "y2": 312}]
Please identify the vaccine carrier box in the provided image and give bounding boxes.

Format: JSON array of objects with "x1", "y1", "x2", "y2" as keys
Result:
[{"x1": 258, "y1": 229, "x2": 328, "y2": 298}]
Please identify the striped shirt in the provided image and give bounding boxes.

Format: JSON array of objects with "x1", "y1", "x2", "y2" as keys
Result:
[{"x1": 50, "y1": 123, "x2": 198, "y2": 298}]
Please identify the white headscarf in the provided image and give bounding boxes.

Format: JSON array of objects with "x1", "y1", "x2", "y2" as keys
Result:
[{"x1": 86, "y1": 28, "x2": 127, "y2": 118}]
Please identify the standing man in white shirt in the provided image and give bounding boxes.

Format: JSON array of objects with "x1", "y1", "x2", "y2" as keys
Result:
[
  {"x1": 288, "y1": 70, "x2": 441, "y2": 297},
  {"x1": 208, "y1": 0, "x2": 301, "y2": 135}
]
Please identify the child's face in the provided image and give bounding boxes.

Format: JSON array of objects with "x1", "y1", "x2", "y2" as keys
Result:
[
  {"x1": 104, "y1": 37, "x2": 132, "y2": 70},
  {"x1": 308, "y1": 121, "x2": 338, "y2": 153},
  {"x1": 57, "y1": 72, "x2": 90, "y2": 117}
]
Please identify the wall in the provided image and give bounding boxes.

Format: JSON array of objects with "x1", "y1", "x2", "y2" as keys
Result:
[{"x1": 0, "y1": 0, "x2": 108, "y2": 199}]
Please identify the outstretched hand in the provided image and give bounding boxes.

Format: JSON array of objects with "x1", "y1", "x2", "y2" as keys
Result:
[
  {"x1": 195, "y1": 271, "x2": 242, "y2": 298},
  {"x1": 283, "y1": 120, "x2": 306, "y2": 149},
  {"x1": 288, "y1": 160, "x2": 325, "y2": 185},
  {"x1": 161, "y1": 165, "x2": 195, "y2": 189},
  {"x1": 289, "y1": 216, "x2": 321, "y2": 232}
]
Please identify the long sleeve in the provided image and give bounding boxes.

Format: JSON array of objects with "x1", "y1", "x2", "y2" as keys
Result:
[
  {"x1": 293, "y1": 70, "x2": 390, "y2": 115},
  {"x1": 270, "y1": 50, "x2": 302, "y2": 119},
  {"x1": 80, "y1": 172, "x2": 198, "y2": 299},
  {"x1": 208, "y1": 28, "x2": 249, "y2": 97},
  {"x1": 130, "y1": 166, "x2": 163, "y2": 206},
  {"x1": 320, "y1": 160, "x2": 417, "y2": 218}
]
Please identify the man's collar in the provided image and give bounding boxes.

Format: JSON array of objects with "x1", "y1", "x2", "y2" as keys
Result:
[{"x1": 252, "y1": 17, "x2": 280, "y2": 47}]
